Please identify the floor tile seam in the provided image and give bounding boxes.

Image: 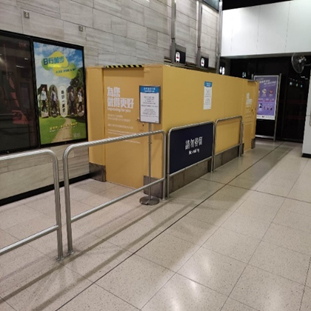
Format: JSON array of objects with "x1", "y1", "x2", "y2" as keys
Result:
[
  {"x1": 224, "y1": 142, "x2": 286, "y2": 186},
  {"x1": 252, "y1": 239, "x2": 311, "y2": 261},
  {"x1": 229, "y1": 181, "x2": 311, "y2": 206},
  {"x1": 224, "y1": 195, "x2": 289, "y2": 307},
  {"x1": 1, "y1": 299, "x2": 18, "y2": 311},
  {"x1": 260, "y1": 236, "x2": 311, "y2": 258},
  {"x1": 272, "y1": 206, "x2": 311, "y2": 223},
  {"x1": 289, "y1": 159, "x2": 310, "y2": 198},
  {"x1": 200, "y1": 243, "x2": 255, "y2": 265},
  {"x1": 55, "y1": 280, "x2": 140, "y2": 311},
  {"x1": 231, "y1": 209, "x2": 280, "y2": 224},
  {"x1": 257, "y1": 189, "x2": 311, "y2": 205},
  {"x1": 246, "y1": 261, "x2": 308, "y2": 286},
  {"x1": 174, "y1": 271, "x2": 230, "y2": 298},
  {"x1": 221, "y1": 246, "x2": 306, "y2": 311},
  {"x1": 139, "y1": 272, "x2": 177, "y2": 310},
  {"x1": 298, "y1": 257, "x2": 311, "y2": 311},
  {"x1": 269, "y1": 220, "x2": 311, "y2": 240},
  {"x1": 218, "y1": 263, "x2": 248, "y2": 311},
  {"x1": 84, "y1": 197, "x2": 211, "y2": 284},
  {"x1": 185, "y1": 208, "x2": 235, "y2": 227},
  {"x1": 0, "y1": 263, "x2": 71, "y2": 306},
  {"x1": 221, "y1": 297, "x2": 261, "y2": 311},
  {"x1": 199, "y1": 179, "x2": 228, "y2": 186}
]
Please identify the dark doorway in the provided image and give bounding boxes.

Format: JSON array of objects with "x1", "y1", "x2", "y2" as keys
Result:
[{"x1": 229, "y1": 57, "x2": 310, "y2": 142}]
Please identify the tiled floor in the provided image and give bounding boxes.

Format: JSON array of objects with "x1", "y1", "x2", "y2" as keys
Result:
[{"x1": 1, "y1": 139, "x2": 311, "y2": 310}]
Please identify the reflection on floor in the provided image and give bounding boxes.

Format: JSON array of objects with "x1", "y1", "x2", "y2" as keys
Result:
[{"x1": 1, "y1": 139, "x2": 311, "y2": 311}]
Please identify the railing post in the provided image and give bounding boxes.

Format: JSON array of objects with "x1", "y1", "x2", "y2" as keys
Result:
[
  {"x1": 162, "y1": 132, "x2": 167, "y2": 200},
  {"x1": 50, "y1": 151, "x2": 63, "y2": 260},
  {"x1": 63, "y1": 147, "x2": 74, "y2": 255},
  {"x1": 0, "y1": 149, "x2": 63, "y2": 260},
  {"x1": 62, "y1": 130, "x2": 166, "y2": 254}
]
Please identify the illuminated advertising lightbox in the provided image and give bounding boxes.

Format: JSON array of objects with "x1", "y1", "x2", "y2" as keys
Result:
[
  {"x1": 254, "y1": 75, "x2": 279, "y2": 120},
  {"x1": 34, "y1": 41, "x2": 87, "y2": 145}
]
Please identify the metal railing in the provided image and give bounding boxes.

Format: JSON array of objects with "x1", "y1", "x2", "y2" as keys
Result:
[
  {"x1": 212, "y1": 115, "x2": 244, "y2": 171},
  {"x1": 167, "y1": 121, "x2": 215, "y2": 198},
  {"x1": 0, "y1": 149, "x2": 63, "y2": 260},
  {"x1": 63, "y1": 130, "x2": 166, "y2": 254}
]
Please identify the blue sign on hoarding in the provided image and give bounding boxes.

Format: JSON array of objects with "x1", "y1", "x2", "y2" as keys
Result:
[{"x1": 169, "y1": 123, "x2": 214, "y2": 174}]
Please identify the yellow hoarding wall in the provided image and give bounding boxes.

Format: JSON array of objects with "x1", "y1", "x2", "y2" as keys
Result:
[
  {"x1": 86, "y1": 65, "x2": 258, "y2": 189},
  {"x1": 86, "y1": 67, "x2": 106, "y2": 166}
]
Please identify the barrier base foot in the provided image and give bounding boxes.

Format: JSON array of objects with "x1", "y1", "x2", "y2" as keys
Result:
[{"x1": 140, "y1": 196, "x2": 160, "y2": 205}]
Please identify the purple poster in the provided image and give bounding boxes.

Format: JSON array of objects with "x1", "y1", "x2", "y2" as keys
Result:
[{"x1": 254, "y1": 75, "x2": 279, "y2": 120}]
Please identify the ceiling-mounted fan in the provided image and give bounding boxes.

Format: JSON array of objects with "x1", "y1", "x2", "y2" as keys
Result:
[{"x1": 291, "y1": 53, "x2": 311, "y2": 73}]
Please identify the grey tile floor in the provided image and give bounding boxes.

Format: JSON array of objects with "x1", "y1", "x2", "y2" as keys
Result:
[{"x1": 1, "y1": 139, "x2": 311, "y2": 310}]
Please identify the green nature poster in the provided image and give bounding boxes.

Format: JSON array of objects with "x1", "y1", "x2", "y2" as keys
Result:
[{"x1": 34, "y1": 42, "x2": 87, "y2": 145}]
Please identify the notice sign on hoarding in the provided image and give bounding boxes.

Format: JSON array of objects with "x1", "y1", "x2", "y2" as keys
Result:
[
  {"x1": 204, "y1": 81, "x2": 212, "y2": 110},
  {"x1": 254, "y1": 75, "x2": 279, "y2": 120},
  {"x1": 169, "y1": 123, "x2": 214, "y2": 174},
  {"x1": 139, "y1": 86, "x2": 160, "y2": 124}
]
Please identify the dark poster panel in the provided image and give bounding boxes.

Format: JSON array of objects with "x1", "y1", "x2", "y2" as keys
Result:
[
  {"x1": 169, "y1": 123, "x2": 214, "y2": 174},
  {"x1": 0, "y1": 33, "x2": 38, "y2": 154},
  {"x1": 33, "y1": 41, "x2": 87, "y2": 146}
]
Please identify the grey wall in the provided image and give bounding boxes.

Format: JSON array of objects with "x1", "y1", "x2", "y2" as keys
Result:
[{"x1": 0, "y1": 0, "x2": 218, "y2": 67}]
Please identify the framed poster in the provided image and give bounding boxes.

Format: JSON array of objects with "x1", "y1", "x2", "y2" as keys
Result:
[
  {"x1": 254, "y1": 75, "x2": 279, "y2": 120},
  {"x1": 0, "y1": 31, "x2": 38, "y2": 154},
  {"x1": 33, "y1": 41, "x2": 87, "y2": 145},
  {"x1": 139, "y1": 86, "x2": 160, "y2": 124}
]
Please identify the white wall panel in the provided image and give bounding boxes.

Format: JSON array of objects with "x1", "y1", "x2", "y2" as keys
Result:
[
  {"x1": 221, "y1": 10, "x2": 234, "y2": 56},
  {"x1": 257, "y1": 2, "x2": 289, "y2": 54},
  {"x1": 231, "y1": 7, "x2": 260, "y2": 56},
  {"x1": 222, "y1": 0, "x2": 311, "y2": 57},
  {"x1": 286, "y1": 0, "x2": 311, "y2": 53}
]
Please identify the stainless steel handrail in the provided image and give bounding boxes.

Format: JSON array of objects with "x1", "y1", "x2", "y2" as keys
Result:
[
  {"x1": 63, "y1": 130, "x2": 166, "y2": 254},
  {"x1": 212, "y1": 115, "x2": 244, "y2": 171},
  {"x1": 0, "y1": 149, "x2": 63, "y2": 260},
  {"x1": 167, "y1": 121, "x2": 215, "y2": 198}
]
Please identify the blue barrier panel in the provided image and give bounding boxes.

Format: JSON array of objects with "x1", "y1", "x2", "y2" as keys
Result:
[{"x1": 169, "y1": 122, "x2": 214, "y2": 175}]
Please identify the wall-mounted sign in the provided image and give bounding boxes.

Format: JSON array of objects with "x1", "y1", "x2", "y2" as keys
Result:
[
  {"x1": 169, "y1": 123, "x2": 214, "y2": 174},
  {"x1": 204, "y1": 81, "x2": 213, "y2": 110},
  {"x1": 34, "y1": 41, "x2": 87, "y2": 145},
  {"x1": 254, "y1": 75, "x2": 279, "y2": 120},
  {"x1": 200, "y1": 56, "x2": 209, "y2": 69},
  {"x1": 139, "y1": 86, "x2": 160, "y2": 124},
  {"x1": 174, "y1": 44, "x2": 186, "y2": 64}
]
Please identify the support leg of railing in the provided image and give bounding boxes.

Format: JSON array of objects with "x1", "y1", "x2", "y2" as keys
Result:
[
  {"x1": 162, "y1": 132, "x2": 167, "y2": 200},
  {"x1": 51, "y1": 153, "x2": 63, "y2": 260},
  {"x1": 63, "y1": 150, "x2": 74, "y2": 255},
  {"x1": 166, "y1": 131, "x2": 171, "y2": 198},
  {"x1": 212, "y1": 122, "x2": 217, "y2": 171},
  {"x1": 239, "y1": 120, "x2": 244, "y2": 157}
]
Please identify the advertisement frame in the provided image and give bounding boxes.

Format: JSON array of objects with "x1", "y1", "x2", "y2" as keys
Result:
[
  {"x1": 254, "y1": 75, "x2": 279, "y2": 121},
  {"x1": 0, "y1": 29, "x2": 39, "y2": 154},
  {"x1": 254, "y1": 74, "x2": 281, "y2": 141},
  {"x1": 33, "y1": 38, "x2": 88, "y2": 147},
  {"x1": 0, "y1": 29, "x2": 88, "y2": 154}
]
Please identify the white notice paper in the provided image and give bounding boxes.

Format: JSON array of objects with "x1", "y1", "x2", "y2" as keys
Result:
[
  {"x1": 204, "y1": 81, "x2": 212, "y2": 110},
  {"x1": 139, "y1": 86, "x2": 160, "y2": 124}
]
